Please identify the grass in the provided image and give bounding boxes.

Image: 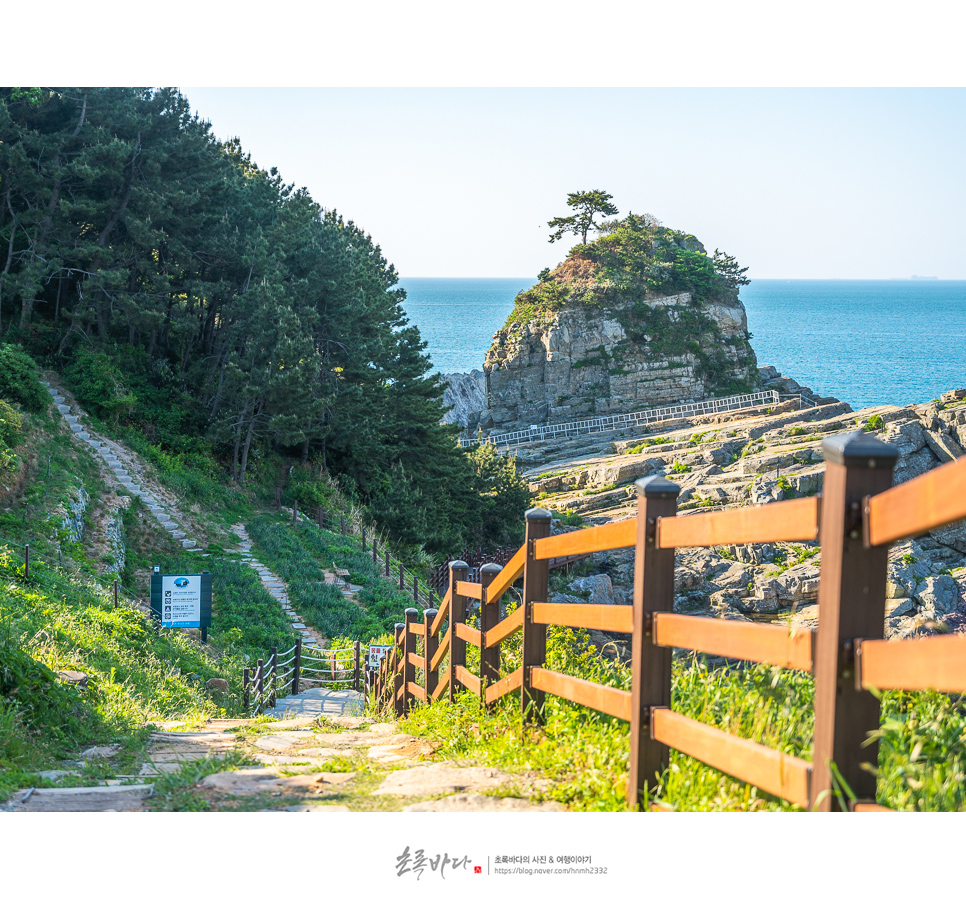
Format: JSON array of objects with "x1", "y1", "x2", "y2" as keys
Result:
[
  {"x1": 0, "y1": 545, "x2": 242, "y2": 800},
  {"x1": 397, "y1": 623, "x2": 966, "y2": 811},
  {"x1": 248, "y1": 515, "x2": 415, "y2": 644}
]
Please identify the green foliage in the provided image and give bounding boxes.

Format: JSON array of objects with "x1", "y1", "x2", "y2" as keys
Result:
[
  {"x1": 864, "y1": 414, "x2": 884, "y2": 431},
  {"x1": 670, "y1": 460, "x2": 690, "y2": 474},
  {"x1": 63, "y1": 350, "x2": 136, "y2": 424},
  {"x1": 547, "y1": 190, "x2": 619, "y2": 246},
  {"x1": 0, "y1": 344, "x2": 48, "y2": 412}
]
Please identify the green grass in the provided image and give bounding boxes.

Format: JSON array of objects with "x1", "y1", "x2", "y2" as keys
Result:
[
  {"x1": 248, "y1": 516, "x2": 415, "y2": 644},
  {"x1": 398, "y1": 624, "x2": 966, "y2": 811},
  {"x1": 0, "y1": 545, "x2": 242, "y2": 800}
]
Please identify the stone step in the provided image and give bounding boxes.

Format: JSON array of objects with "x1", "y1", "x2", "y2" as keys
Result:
[
  {"x1": 53, "y1": 396, "x2": 65, "y2": 405},
  {"x1": 181, "y1": 540, "x2": 196, "y2": 548},
  {"x1": 172, "y1": 531, "x2": 186, "y2": 539},
  {"x1": 57, "y1": 404, "x2": 71, "y2": 414},
  {"x1": 156, "y1": 513, "x2": 171, "y2": 523},
  {"x1": 70, "y1": 424, "x2": 83, "y2": 433},
  {"x1": 65, "y1": 415, "x2": 77, "y2": 423},
  {"x1": 89, "y1": 440, "x2": 101, "y2": 448},
  {"x1": 162, "y1": 521, "x2": 178, "y2": 531},
  {"x1": 79, "y1": 432, "x2": 91, "y2": 441},
  {"x1": 47, "y1": 388, "x2": 58, "y2": 396}
]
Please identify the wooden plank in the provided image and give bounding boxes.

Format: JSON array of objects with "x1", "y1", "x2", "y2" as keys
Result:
[
  {"x1": 430, "y1": 593, "x2": 450, "y2": 638},
  {"x1": 409, "y1": 622, "x2": 425, "y2": 636},
  {"x1": 454, "y1": 665, "x2": 481, "y2": 695},
  {"x1": 857, "y1": 635, "x2": 966, "y2": 693},
  {"x1": 533, "y1": 519, "x2": 636, "y2": 560},
  {"x1": 407, "y1": 652, "x2": 423, "y2": 669},
  {"x1": 853, "y1": 802, "x2": 895, "y2": 813},
  {"x1": 431, "y1": 670, "x2": 450, "y2": 701},
  {"x1": 455, "y1": 622, "x2": 481, "y2": 647},
  {"x1": 479, "y1": 564, "x2": 502, "y2": 711},
  {"x1": 430, "y1": 629, "x2": 450, "y2": 672},
  {"x1": 448, "y1": 563, "x2": 469, "y2": 704},
  {"x1": 455, "y1": 580, "x2": 483, "y2": 600},
  {"x1": 532, "y1": 603, "x2": 633, "y2": 633},
  {"x1": 531, "y1": 667, "x2": 632, "y2": 721},
  {"x1": 866, "y1": 455, "x2": 966, "y2": 546},
  {"x1": 485, "y1": 608, "x2": 524, "y2": 648},
  {"x1": 484, "y1": 667, "x2": 523, "y2": 704},
  {"x1": 396, "y1": 683, "x2": 404, "y2": 701},
  {"x1": 657, "y1": 497, "x2": 819, "y2": 548},
  {"x1": 522, "y1": 509, "x2": 552, "y2": 724},
  {"x1": 653, "y1": 613, "x2": 814, "y2": 671},
  {"x1": 407, "y1": 682, "x2": 427, "y2": 702},
  {"x1": 484, "y1": 545, "x2": 526, "y2": 604},
  {"x1": 651, "y1": 708, "x2": 812, "y2": 808}
]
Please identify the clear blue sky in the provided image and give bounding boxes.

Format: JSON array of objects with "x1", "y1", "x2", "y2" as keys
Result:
[{"x1": 177, "y1": 87, "x2": 966, "y2": 280}]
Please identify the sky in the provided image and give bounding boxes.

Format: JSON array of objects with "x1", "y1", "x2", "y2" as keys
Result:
[{"x1": 176, "y1": 87, "x2": 966, "y2": 279}]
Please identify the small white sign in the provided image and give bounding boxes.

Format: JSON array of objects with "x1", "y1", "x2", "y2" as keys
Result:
[
  {"x1": 368, "y1": 645, "x2": 392, "y2": 668},
  {"x1": 161, "y1": 574, "x2": 202, "y2": 628}
]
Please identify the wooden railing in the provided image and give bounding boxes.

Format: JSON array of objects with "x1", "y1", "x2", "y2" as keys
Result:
[{"x1": 370, "y1": 432, "x2": 966, "y2": 811}]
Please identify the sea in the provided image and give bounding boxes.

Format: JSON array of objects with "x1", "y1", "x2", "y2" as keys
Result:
[{"x1": 399, "y1": 277, "x2": 966, "y2": 411}]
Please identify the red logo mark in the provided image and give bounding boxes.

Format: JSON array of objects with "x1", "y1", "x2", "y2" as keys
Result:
[{"x1": 474, "y1": 866, "x2": 482, "y2": 874}]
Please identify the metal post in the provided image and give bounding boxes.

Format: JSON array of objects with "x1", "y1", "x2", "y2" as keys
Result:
[
  {"x1": 270, "y1": 647, "x2": 278, "y2": 707},
  {"x1": 353, "y1": 641, "x2": 360, "y2": 692},
  {"x1": 627, "y1": 475, "x2": 679, "y2": 810},
  {"x1": 413, "y1": 575, "x2": 419, "y2": 606},
  {"x1": 385, "y1": 549, "x2": 390, "y2": 578},
  {"x1": 362, "y1": 529, "x2": 366, "y2": 552},
  {"x1": 521, "y1": 509, "x2": 552, "y2": 725},
  {"x1": 243, "y1": 667, "x2": 250, "y2": 712},
  {"x1": 373, "y1": 539, "x2": 378, "y2": 565},
  {"x1": 812, "y1": 432, "x2": 898, "y2": 811},
  {"x1": 292, "y1": 635, "x2": 302, "y2": 695},
  {"x1": 256, "y1": 659, "x2": 264, "y2": 715}
]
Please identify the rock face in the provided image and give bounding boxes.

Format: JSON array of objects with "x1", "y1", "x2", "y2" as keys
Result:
[
  {"x1": 441, "y1": 370, "x2": 485, "y2": 428},
  {"x1": 479, "y1": 290, "x2": 757, "y2": 434}
]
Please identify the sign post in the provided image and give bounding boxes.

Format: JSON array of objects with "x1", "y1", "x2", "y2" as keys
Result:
[
  {"x1": 151, "y1": 566, "x2": 213, "y2": 642},
  {"x1": 368, "y1": 644, "x2": 391, "y2": 669}
]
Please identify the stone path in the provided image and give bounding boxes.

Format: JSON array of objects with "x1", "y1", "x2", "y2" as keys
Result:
[
  {"x1": 263, "y1": 687, "x2": 364, "y2": 719},
  {"x1": 42, "y1": 377, "x2": 201, "y2": 552}
]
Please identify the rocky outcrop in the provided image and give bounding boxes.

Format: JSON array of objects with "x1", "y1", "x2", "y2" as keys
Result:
[
  {"x1": 479, "y1": 290, "x2": 757, "y2": 434},
  {"x1": 441, "y1": 370, "x2": 485, "y2": 429}
]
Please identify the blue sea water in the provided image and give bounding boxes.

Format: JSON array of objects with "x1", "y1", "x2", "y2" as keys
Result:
[{"x1": 399, "y1": 277, "x2": 966, "y2": 411}]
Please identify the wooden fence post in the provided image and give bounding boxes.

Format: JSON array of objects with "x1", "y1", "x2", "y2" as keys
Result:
[
  {"x1": 403, "y1": 608, "x2": 418, "y2": 715},
  {"x1": 256, "y1": 658, "x2": 264, "y2": 715},
  {"x1": 424, "y1": 608, "x2": 439, "y2": 702},
  {"x1": 113, "y1": 580, "x2": 119, "y2": 609},
  {"x1": 399, "y1": 563, "x2": 405, "y2": 591},
  {"x1": 479, "y1": 562, "x2": 502, "y2": 711},
  {"x1": 292, "y1": 501, "x2": 298, "y2": 523},
  {"x1": 292, "y1": 635, "x2": 302, "y2": 695},
  {"x1": 628, "y1": 474, "x2": 679, "y2": 810},
  {"x1": 373, "y1": 539, "x2": 378, "y2": 565},
  {"x1": 243, "y1": 667, "x2": 250, "y2": 712},
  {"x1": 448, "y1": 561, "x2": 469, "y2": 703},
  {"x1": 812, "y1": 432, "x2": 898, "y2": 811},
  {"x1": 521, "y1": 508, "x2": 552, "y2": 725},
  {"x1": 353, "y1": 640, "x2": 361, "y2": 692},
  {"x1": 385, "y1": 549, "x2": 390, "y2": 578},
  {"x1": 413, "y1": 575, "x2": 419, "y2": 606},
  {"x1": 24, "y1": 544, "x2": 29, "y2": 580},
  {"x1": 362, "y1": 529, "x2": 366, "y2": 552},
  {"x1": 393, "y1": 622, "x2": 405, "y2": 717}
]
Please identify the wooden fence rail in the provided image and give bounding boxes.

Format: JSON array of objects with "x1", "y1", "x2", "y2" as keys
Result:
[{"x1": 368, "y1": 433, "x2": 966, "y2": 812}]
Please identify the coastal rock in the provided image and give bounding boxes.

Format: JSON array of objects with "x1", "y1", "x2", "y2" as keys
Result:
[
  {"x1": 567, "y1": 574, "x2": 615, "y2": 605},
  {"x1": 441, "y1": 370, "x2": 486, "y2": 429}
]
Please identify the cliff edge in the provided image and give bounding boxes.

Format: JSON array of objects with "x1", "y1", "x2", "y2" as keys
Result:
[{"x1": 478, "y1": 216, "x2": 759, "y2": 435}]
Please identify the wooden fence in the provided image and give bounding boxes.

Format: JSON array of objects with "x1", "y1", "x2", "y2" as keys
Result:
[{"x1": 371, "y1": 431, "x2": 966, "y2": 811}]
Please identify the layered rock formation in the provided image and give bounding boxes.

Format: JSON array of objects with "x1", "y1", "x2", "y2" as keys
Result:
[
  {"x1": 477, "y1": 223, "x2": 759, "y2": 436},
  {"x1": 441, "y1": 370, "x2": 485, "y2": 428}
]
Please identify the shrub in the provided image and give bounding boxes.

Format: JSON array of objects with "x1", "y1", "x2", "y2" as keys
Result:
[
  {"x1": 0, "y1": 344, "x2": 48, "y2": 412},
  {"x1": 863, "y1": 414, "x2": 884, "y2": 432}
]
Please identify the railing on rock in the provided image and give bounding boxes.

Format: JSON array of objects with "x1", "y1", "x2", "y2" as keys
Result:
[
  {"x1": 370, "y1": 431, "x2": 966, "y2": 811},
  {"x1": 244, "y1": 636, "x2": 363, "y2": 716},
  {"x1": 458, "y1": 390, "x2": 781, "y2": 450}
]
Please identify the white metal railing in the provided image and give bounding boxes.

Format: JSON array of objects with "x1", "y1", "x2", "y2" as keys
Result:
[{"x1": 459, "y1": 390, "x2": 780, "y2": 449}]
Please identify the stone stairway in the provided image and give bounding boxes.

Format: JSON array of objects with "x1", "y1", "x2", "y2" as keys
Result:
[
  {"x1": 43, "y1": 379, "x2": 201, "y2": 553},
  {"x1": 229, "y1": 523, "x2": 323, "y2": 652}
]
